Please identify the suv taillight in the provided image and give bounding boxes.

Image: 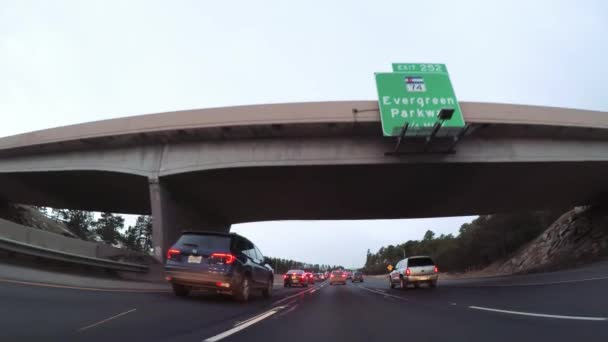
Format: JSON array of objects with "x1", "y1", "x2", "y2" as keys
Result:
[
  {"x1": 405, "y1": 268, "x2": 411, "y2": 276},
  {"x1": 210, "y1": 253, "x2": 236, "y2": 264},
  {"x1": 283, "y1": 274, "x2": 287, "y2": 279},
  {"x1": 167, "y1": 249, "x2": 181, "y2": 260},
  {"x1": 434, "y1": 266, "x2": 438, "y2": 273}
]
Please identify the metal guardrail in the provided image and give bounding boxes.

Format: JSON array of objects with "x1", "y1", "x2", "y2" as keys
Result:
[{"x1": 0, "y1": 236, "x2": 149, "y2": 273}]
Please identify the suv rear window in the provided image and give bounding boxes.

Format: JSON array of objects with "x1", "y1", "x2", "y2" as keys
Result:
[
  {"x1": 175, "y1": 234, "x2": 230, "y2": 250},
  {"x1": 408, "y1": 257, "x2": 434, "y2": 267},
  {"x1": 332, "y1": 271, "x2": 343, "y2": 275},
  {"x1": 287, "y1": 270, "x2": 304, "y2": 274}
]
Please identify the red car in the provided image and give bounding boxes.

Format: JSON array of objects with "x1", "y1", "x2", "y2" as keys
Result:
[
  {"x1": 304, "y1": 272, "x2": 315, "y2": 285},
  {"x1": 283, "y1": 270, "x2": 308, "y2": 287}
]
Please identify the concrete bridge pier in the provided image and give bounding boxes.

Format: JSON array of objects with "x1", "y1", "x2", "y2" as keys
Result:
[{"x1": 148, "y1": 177, "x2": 229, "y2": 262}]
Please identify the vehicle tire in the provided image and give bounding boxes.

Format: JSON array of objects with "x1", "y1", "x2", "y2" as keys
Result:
[
  {"x1": 262, "y1": 278, "x2": 273, "y2": 298},
  {"x1": 400, "y1": 277, "x2": 407, "y2": 290},
  {"x1": 234, "y1": 276, "x2": 251, "y2": 302},
  {"x1": 414, "y1": 283, "x2": 420, "y2": 288},
  {"x1": 361, "y1": 280, "x2": 364, "y2": 283},
  {"x1": 172, "y1": 283, "x2": 190, "y2": 297},
  {"x1": 429, "y1": 281, "x2": 437, "y2": 288},
  {"x1": 389, "y1": 278, "x2": 395, "y2": 289},
  {"x1": 304, "y1": 283, "x2": 308, "y2": 288}
]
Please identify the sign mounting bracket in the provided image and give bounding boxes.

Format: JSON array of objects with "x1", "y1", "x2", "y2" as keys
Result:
[{"x1": 384, "y1": 110, "x2": 469, "y2": 156}]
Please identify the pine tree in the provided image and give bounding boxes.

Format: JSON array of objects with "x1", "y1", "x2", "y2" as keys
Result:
[
  {"x1": 95, "y1": 212, "x2": 124, "y2": 245},
  {"x1": 52, "y1": 209, "x2": 94, "y2": 239}
]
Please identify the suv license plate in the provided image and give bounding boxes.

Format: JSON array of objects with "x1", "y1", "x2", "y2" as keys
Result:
[{"x1": 188, "y1": 256, "x2": 202, "y2": 264}]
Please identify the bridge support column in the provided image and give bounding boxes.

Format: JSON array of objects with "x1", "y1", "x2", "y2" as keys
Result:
[{"x1": 148, "y1": 177, "x2": 229, "y2": 262}]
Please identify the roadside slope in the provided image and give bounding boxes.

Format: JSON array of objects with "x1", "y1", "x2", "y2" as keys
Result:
[{"x1": 494, "y1": 206, "x2": 608, "y2": 274}]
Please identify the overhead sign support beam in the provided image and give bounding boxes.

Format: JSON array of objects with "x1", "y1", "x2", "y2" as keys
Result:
[{"x1": 384, "y1": 109, "x2": 467, "y2": 156}]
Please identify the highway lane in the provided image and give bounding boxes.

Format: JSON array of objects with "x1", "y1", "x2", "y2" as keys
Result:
[
  {"x1": 230, "y1": 279, "x2": 608, "y2": 342},
  {"x1": 362, "y1": 274, "x2": 608, "y2": 318},
  {"x1": 2, "y1": 264, "x2": 608, "y2": 341},
  {"x1": 0, "y1": 279, "x2": 319, "y2": 341}
]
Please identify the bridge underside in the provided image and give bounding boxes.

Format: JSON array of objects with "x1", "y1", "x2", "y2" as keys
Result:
[
  {"x1": 2, "y1": 161, "x2": 608, "y2": 260},
  {"x1": 0, "y1": 171, "x2": 150, "y2": 214},
  {"x1": 163, "y1": 161, "x2": 608, "y2": 222}
]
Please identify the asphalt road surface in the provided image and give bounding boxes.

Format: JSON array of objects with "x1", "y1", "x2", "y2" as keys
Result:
[{"x1": 3, "y1": 262, "x2": 608, "y2": 342}]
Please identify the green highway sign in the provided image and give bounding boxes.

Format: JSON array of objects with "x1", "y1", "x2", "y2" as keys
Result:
[{"x1": 376, "y1": 63, "x2": 465, "y2": 137}]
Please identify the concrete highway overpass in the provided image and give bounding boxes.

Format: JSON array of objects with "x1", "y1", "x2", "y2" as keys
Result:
[{"x1": 1, "y1": 101, "x2": 608, "y2": 260}]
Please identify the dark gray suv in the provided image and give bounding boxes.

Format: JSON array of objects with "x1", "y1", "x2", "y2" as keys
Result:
[{"x1": 164, "y1": 232, "x2": 274, "y2": 302}]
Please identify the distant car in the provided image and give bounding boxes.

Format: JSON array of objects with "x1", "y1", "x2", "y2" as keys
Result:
[
  {"x1": 164, "y1": 232, "x2": 274, "y2": 302},
  {"x1": 318, "y1": 273, "x2": 326, "y2": 281},
  {"x1": 346, "y1": 271, "x2": 353, "y2": 280},
  {"x1": 313, "y1": 273, "x2": 323, "y2": 282},
  {"x1": 352, "y1": 271, "x2": 364, "y2": 283},
  {"x1": 329, "y1": 270, "x2": 347, "y2": 285},
  {"x1": 304, "y1": 272, "x2": 315, "y2": 285},
  {"x1": 284, "y1": 270, "x2": 308, "y2": 287},
  {"x1": 388, "y1": 256, "x2": 438, "y2": 289}
]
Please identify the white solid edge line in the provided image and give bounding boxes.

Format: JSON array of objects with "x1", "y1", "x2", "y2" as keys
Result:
[
  {"x1": 204, "y1": 307, "x2": 282, "y2": 342},
  {"x1": 460, "y1": 275, "x2": 608, "y2": 288},
  {"x1": 468, "y1": 306, "x2": 608, "y2": 321},
  {"x1": 0, "y1": 278, "x2": 170, "y2": 293},
  {"x1": 78, "y1": 308, "x2": 137, "y2": 332}
]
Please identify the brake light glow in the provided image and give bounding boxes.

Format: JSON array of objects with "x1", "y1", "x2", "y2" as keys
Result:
[
  {"x1": 210, "y1": 253, "x2": 236, "y2": 264},
  {"x1": 405, "y1": 268, "x2": 411, "y2": 276},
  {"x1": 434, "y1": 266, "x2": 438, "y2": 273},
  {"x1": 330, "y1": 274, "x2": 334, "y2": 278},
  {"x1": 283, "y1": 274, "x2": 287, "y2": 279},
  {"x1": 342, "y1": 274, "x2": 347, "y2": 278},
  {"x1": 166, "y1": 249, "x2": 180, "y2": 260}
]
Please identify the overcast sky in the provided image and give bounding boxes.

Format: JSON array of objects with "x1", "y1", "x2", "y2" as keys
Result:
[{"x1": 2, "y1": 0, "x2": 607, "y2": 268}]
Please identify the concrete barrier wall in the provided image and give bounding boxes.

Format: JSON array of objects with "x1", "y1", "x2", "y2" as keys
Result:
[
  {"x1": 26, "y1": 226, "x2": 97, "y2": 257},
  {"x1": 0, "y1": 218, "x2": 28, "y2": 242},
  {"x1": 0, "y1": 217, "x2": 135, "y2": 260},
  {"x1": 96, "y1": 243, "x2": 143, "y2": 259}
]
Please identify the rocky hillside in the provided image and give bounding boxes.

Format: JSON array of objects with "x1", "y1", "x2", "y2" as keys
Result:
[
  {"x1": 493, "y1": 206, "x2": 608, "y2": 274},
  {"x1": 0, "y1": 203, "x2": 77, "y2": 238}
]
